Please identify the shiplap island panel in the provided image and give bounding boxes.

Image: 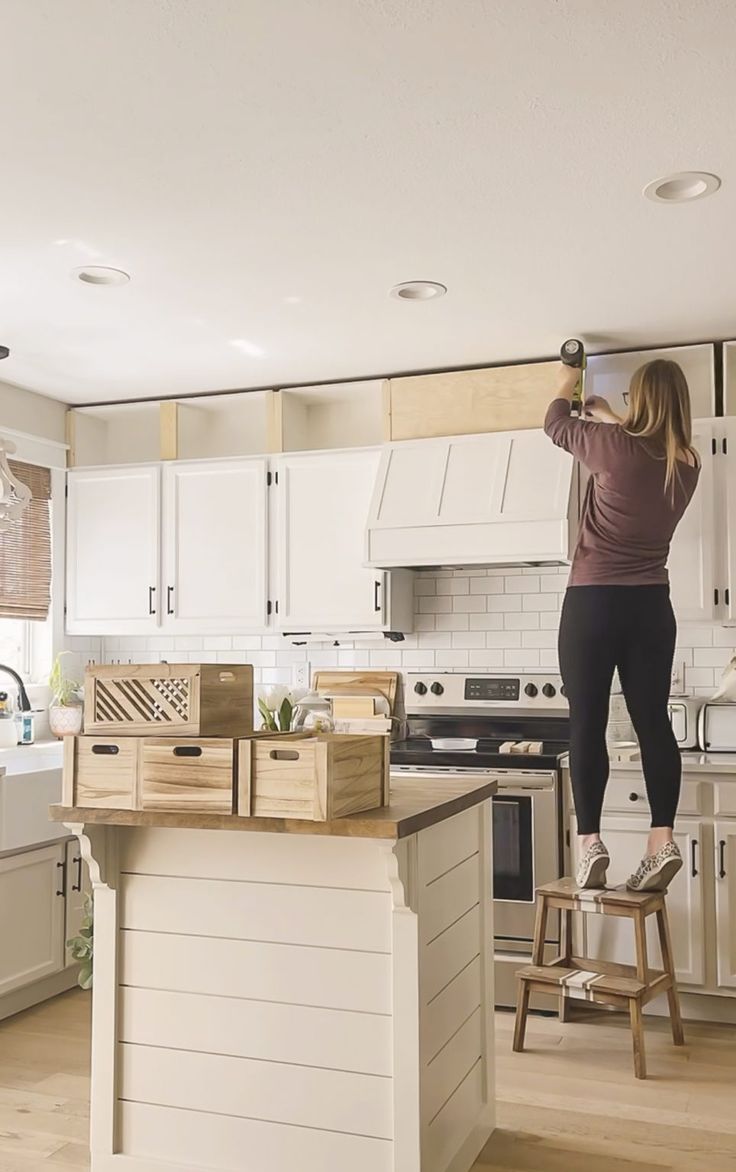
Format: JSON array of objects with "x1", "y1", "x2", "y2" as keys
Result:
[{"x1": 52, "y1": 778, "x2": 495, "y2": 1172}]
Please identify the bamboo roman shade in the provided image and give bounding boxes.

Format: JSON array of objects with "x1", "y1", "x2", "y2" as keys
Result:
[{"x1": 0, "y1": 461, "x2": 52, "y2": 620}]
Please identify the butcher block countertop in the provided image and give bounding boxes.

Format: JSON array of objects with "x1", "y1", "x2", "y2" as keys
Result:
[{"x1": 50, "y1": 775, "x2": 497, "y2": 839}]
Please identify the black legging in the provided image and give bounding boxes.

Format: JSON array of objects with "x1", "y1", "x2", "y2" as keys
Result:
[{"x1": 558, "y1": 585, "x2": 681, "y2": 836}]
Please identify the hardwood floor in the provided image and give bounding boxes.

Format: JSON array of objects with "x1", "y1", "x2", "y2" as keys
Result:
[{"x1": 1, "y1": 991, "x2": 735, "y2": 1170}]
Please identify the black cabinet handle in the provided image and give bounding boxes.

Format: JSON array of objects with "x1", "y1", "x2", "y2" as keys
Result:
[
  {"x1": 726, "y1": 588, "x2": 731, "y2": 608},
  {"x1": 148, "y1": 586, "x2": 156, "y2": 615},
  {"x1": 719, "y1": 840, "x2": 727, "y2": 880},
  {"x1": 715, "y1": 588, "x2": 720, "y2": 607},
  {"x1": 691, "y1": 839, "x2": 699, "y2": 878},
  {"x1": 72, "y1": 854, "x2": 83, "y2": 893},
  {"x1": 374, "y1": 580, "x2": 381, "y2": 612},
  {"x1": 167, "y1": 586, "x2": 174, "y2": 615},
  {"x1": 628, "y1": 792, "x2": 639, "y2": 803},
  {"x1": 56, "y1": 859, "x2": 67, "y2": 898}
]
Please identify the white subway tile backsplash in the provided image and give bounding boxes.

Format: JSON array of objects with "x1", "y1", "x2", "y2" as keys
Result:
[
  {"x1": 453, "y1": 595, "x2": 486, "y2": 613},
  {"x1": 469, "y1": 613, "x2": 505, "y2": 631},
  {"x1": 436, "y1": 650, "x2": 469, "y2": 668},
  {"x1": 436, "y1": 614, "x2": 470, "y2": 631},
  {"x1": 419, "y1": 596, "x2": 452, "y2": 614},
  {"x1": 505, "y1": 612, "x2": 541, "y2": 630},
  {"x1": 505, "y1": 574, "x2": 540, "y2": 594},
  {"x1": 485, "y1": 631, "x2": 522, "y2": 649},
  {"x1": 93, "y1": 569, "x2": 719, "y2": 697},
  {"x1": 451, "y1": 632, "x2": 487, "y2": 650},
  {"x1": 437, "y1": 577, "x2": 469, "y2": 596}
]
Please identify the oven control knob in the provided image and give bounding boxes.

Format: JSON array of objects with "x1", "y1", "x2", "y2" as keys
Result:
[
  {"x1": 524, "y1": 683, "x2": 538, "y2": 698},
  {"x1": 430, "y1": 682, "x2": 444, "y2": 696},
  {"x1": 414, "y1": 682, "x2": 427, "y2": 695},
  {"x1": 542, "y1": 683, "x2": 557, "y2": 698}
]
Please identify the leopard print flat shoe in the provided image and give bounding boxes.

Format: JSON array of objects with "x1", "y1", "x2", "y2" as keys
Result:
[
  {"x1": 626, "y1": 841, "x2": 682, "y2": 892},
  {"x1": 576, "y1": 840, "x2": 610, "y2": 889}
]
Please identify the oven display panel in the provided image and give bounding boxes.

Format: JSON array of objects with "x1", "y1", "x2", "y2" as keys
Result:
[{"x1": 464, "y1": 677, "x2": 520, "y2": 701}]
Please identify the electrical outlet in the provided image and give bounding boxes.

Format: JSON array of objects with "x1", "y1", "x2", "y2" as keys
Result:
[
  {"x1": 670, "y1": 660, "x2": 686, "y2": 694},
  {"x1": 292, "y1": 660, "x2": 311, "y2": 690}
]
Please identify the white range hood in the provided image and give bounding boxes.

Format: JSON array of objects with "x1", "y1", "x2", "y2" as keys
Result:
[{"x1": 366, "y1": 428, "x2": 579, "y2": 569}]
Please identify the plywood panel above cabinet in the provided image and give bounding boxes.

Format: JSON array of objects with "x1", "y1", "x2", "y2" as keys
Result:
[{"x1": 386, "y1": 361, "x2": 558, "y2": 440}]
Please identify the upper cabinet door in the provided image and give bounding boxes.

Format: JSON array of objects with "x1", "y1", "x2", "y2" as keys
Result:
[
  {"x1": 274, "y1": 448, "x2": 388, "y2": 631},
  {"x1": 162, "y1": 459, "x2": 268, "y2": 634},
  {"x1": 724, "y1": 420, "x2": 736, "y2": 624},
  {"x1": 668, "y1": 421, "x2": 717, "y2": 623},
  {"x1": 66, "y1": 466, "x2": 161, "y2": 635},
  {"x1": 366, "y1": 431, "x2": 575, "y2": 568},
  {"x1": 585, "y1": 344, "x2": 715, "y2": 420}
]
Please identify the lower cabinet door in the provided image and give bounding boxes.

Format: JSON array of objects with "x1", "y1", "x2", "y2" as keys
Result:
[
  {"x1": 0, "y1": 844, "x2": 66, "y2": 996},
  {"x1": 572, "y1": 816, "x2": 706, "y2": 988},
  {"x1": 715, "y1": 822, "x2": 736, "y2": 990}
]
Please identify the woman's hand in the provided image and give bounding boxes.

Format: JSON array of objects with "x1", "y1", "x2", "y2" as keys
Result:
[{"x1": 584, "y1": 395, "x2": 621, "y2": 424}]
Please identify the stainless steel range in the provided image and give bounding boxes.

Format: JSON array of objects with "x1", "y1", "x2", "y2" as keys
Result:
[{"x1": 391, "y1": 672, "x2": 569, "y2": 1008}]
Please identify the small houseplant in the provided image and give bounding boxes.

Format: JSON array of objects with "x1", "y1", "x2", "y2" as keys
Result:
[
  {"x1": 48, "y1": 652, "x2": 83, "y2": 738},
  {"x1": 258, "y1": 685, "x2": 299, "y2": 732},
  {"x1": 67, "y1": 893, "x2": 93, "y2": 989}
]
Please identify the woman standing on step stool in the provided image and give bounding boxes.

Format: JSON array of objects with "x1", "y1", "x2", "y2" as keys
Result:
[{"x1": 545, "y1": 359, "x2": 700, "y2": 892}]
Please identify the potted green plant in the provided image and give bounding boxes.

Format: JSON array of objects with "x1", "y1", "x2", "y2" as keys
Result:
[
  {"x1": 48, "y1": 652, "x2": 83, "y2": 738},
  {"x1": 67, "y1": 893, "x2": 93, "y2": 989}
]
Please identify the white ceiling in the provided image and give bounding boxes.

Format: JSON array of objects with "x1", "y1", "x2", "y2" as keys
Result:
[{"x1": 2, "y1": 0, "x2": 736, "y2": 406}]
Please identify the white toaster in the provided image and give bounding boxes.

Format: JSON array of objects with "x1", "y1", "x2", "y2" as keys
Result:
[
  {"x1": 698, "y1": 702, "x2": 736, "y2": 752},
  {"x1": 668, "y1": 696, "x2": 702, "y2": 749}
]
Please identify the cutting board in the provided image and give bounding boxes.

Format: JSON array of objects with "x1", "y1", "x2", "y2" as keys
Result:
[{"x1": 313, "y1": 671, "x2": 399, "y2": 714}]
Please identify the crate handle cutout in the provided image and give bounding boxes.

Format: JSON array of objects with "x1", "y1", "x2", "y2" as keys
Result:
[
  {"x1": 91, "y1": 744, "x2": 120, "y2": 755},
  {"x1": 173, "y1": 745, "x2": 203, "y2": 757},
  {"x1": 218, "y1": 671, "x2": 236, "y2": 682},
  {"x1": 269, "y1": 749, "x2": 300, "y2": 761}
]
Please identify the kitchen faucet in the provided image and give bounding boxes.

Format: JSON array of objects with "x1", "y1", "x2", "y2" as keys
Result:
[{"x1": 0, "y1": 664, "x2": 31, "y2": 711}]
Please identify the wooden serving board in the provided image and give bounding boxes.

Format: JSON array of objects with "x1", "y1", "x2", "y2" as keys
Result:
[{"x1": 313, "y1": 671, "x2": 399, "y2": 714}]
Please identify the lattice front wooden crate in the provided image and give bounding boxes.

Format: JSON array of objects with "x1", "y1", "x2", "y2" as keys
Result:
[
  {"x1": 237, "y1": 733, "x2": 389, "y2": 822},
  {"x1": 84, "y1": 663, "x2": 253, "y2": 737}
]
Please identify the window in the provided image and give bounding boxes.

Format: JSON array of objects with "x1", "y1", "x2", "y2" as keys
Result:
[
  {"x1": 0, "y1": 461, "x2": 52, "y2": 621},
  {"x1": 0, "y1": 618, "x2": 31, "y2": 675}
]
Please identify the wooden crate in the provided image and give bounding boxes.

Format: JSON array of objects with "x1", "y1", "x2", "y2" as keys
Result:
[
  {"x1": 84, "y1": 663, "x2": 253, "y2": 737},
  {"x1": 63, "y1": 736, "x2": 142, "y2": 810},
  {"x1": 237, "y1": 733, "x2": 389, "y2": 822},
  {"x1": 140, "y1": 739, "x2": 236, "y2": 814}
]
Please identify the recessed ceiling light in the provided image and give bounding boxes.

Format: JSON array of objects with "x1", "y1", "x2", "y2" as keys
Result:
[
  {"x1": 643, "y1": 171, "x2": 721, "y2": 203},
  {"x1": 73, "y1": 266, "x2": 130, "y2": 286},
  {"x1": 390, "y1": 281, "x2": 447, "y2": 301}
]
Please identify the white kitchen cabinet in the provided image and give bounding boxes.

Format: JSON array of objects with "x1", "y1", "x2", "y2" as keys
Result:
[
  {"x1": 64, "y1": 840, "x2": 89, "y2": 968},
  {"x1": 0, "y1": 844, "x2": 66, "y2": 997},
  {"x1": 274, "y1": 448, "x2": 413, "y2": 632},
  {"x1": 724, "y1": 421, "x2": 736, "y2": 623},
  {"x1": 571, "y1": 816, "x2": 706, "y2": 988},
  {"x1": 585, "y1": 343, "x2": 716, "y2": 420},
  {"x1": 66, "y1": 466, "x2": 161, "y2": 635},
  {"x1": 162, "y1": 459, "x2": 268, "y2": 633},
  {"x1": 668, "y1": 420, "x2": 717, "y2": 622},
  {"x1": 724, "y1": 341, "x2": 736, "y2": 417},
  {"x1": 366, "y1": 429, "x2": 576, "y2": 568},
  {"x1": 715, "y1": 822, "x2": 736, "y2": 990}
]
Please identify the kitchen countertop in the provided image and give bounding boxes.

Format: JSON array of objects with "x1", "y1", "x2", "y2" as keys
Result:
[
  {"x1": 50, "y1": 775, "x2": 497, "y2": 840},
  {"x1": 563, "y1": 751, "x2": 736, "y2": 775}
]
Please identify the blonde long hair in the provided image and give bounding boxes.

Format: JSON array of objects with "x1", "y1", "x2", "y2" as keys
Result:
[{"x1": 623, "y1": 359, "x2": 694, "y2": 497}]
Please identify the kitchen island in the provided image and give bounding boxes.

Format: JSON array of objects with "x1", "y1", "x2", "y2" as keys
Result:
[{"x1": 51, "y1": 776, "x2": 496, "y2": 1172}]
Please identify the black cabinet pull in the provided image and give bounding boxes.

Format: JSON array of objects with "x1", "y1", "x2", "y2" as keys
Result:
[
  {"x1": 628, "y1": 792, "x2": 639, "y2": 803},
  {"x1": 173, "y1": 745, "x2": 203, "y2": 757},
  {"x1": 167, "y1": 586, "x2": 174, "y2": 615},
  {"x1": 374, "y1": 580, "x2": 381, "y2": 612},
  {"x1": 92, "y1": 743, "x2": 119, "y2": 755},
  {"x1": 56, "y1": 859, "x2": 67, "y2": 898},
  {"x1": 715, "y1": 588, "x2": 720, "y2": 607},
  {"x1": 72, "y1": 854, "x2": 83, "y2": 893},
  {"x1": 726, "y1": 588, "x2": 731, "y2": 608},
  {"x1": 719, "y1": 840, "x2": 727, "y2": 880},
  {"x1": 691, "y1": 839, "x2": 699, "y2": 878},
  {"x1": 148, "y1": 586, "x2": 156, "y2": 615}
]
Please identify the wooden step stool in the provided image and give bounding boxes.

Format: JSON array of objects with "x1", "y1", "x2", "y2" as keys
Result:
[{"x1": 513, "y1": 877, "x2": 684, "y2": 1078}]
